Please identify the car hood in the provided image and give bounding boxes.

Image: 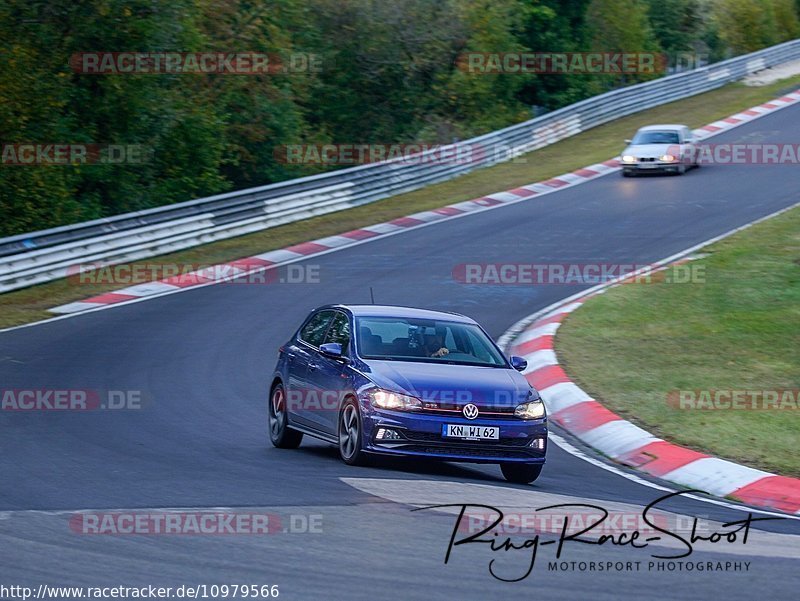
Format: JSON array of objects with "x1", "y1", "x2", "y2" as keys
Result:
[
  {"x1": 362, "y1": 360, "x2": 534, "y2": 408},
  {"x1": 623, "y1": 143, "x2": 678, "y2": 158}
]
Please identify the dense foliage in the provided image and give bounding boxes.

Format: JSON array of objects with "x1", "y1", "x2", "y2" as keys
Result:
[{"x1": 1, "y1": 0, "x2": 797, "y2": 236}]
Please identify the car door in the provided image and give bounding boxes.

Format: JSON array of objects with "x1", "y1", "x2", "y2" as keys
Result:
[
  {"x1": 288, "y1": 309, "x2": 336, "y2": 429},
  {"x1": 306, "y1": 310, "x2": 352, "y2": 435}
]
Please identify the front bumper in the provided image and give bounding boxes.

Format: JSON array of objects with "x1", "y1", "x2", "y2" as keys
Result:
[
  {"x1": 622, "y1": 160, "x2": 683, "y2": 173},
  {"x1": 361, "y1": 407, "x2": 547, "y2": 464}
]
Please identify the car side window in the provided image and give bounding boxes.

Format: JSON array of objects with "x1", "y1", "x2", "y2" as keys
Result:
[
  {"x1": 324, "y1": 312, "x2": 351, "y2": 353},
  {"x1": 299, "y1": 310, "x2": 335, "y2": 347}
]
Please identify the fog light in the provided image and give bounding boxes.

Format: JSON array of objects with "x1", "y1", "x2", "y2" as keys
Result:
[
  {"x1": 375, "y1": 428, "x2": 401, "y2": 440},
  {"x1": 529, "y1": 437, "x2": 545, "y2": 450}
]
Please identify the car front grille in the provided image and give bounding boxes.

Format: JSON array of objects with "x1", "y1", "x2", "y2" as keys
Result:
[{"x1": 418, "y1": 404, "x2": 518, "y2": 419}]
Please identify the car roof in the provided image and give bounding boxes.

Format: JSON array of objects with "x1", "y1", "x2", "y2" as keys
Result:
[
  {"x1": 636, "y1": 124, "x2": 687, "y2": 132},
  {"x1": 318, "y1": 304, "x2": 476, "y2": 324}
]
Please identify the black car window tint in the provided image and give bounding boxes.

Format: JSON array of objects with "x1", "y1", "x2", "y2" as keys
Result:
[
  {"x1": 324, "y1": 312, "x2": 351, "y2": 353},
  {"x1": 299, "y1": 310, "x2": 335, "y2": 347}
]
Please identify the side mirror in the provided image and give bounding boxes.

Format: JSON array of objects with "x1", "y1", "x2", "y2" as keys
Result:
[
  {"x1": 320, "y1": 342, "x2": 345, "y2": 360},
  {"x1": 510, "y1": 356, "x2": 528, "y2": 372},
  {"x1": 624, "y1": 139, "x2": 632, "y2": 145}
]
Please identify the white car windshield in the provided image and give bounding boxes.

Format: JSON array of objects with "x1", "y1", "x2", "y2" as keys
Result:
[{"x1": 632, "y1": 131, "x2": 680, "y2": 144}]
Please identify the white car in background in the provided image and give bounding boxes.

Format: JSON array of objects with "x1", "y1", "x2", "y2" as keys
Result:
[{"x1": 620, "y1": 124, "x2": 699, "y2": 176}]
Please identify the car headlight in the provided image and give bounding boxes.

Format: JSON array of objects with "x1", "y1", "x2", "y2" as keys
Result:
[
  {"x1": 660, "y1": 154, "x2": 676, "y2": 162},
  {"x1": 622, "y1": 155, "x2": 636, "y2": 163},
  {"x1": 369, "y1": 389, "x2": 422, "y2": 411},
  {"x1": 514, "y1": 399, "x2": 546, "y2": 420}
]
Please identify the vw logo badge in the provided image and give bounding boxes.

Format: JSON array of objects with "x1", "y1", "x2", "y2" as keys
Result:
[{"x1": 462, "y1": 403, "x2": 479, "y2": 420}]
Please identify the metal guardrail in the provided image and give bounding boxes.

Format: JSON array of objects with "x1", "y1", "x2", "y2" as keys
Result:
[{"x1": 2, "y1": 40, "x2": 799, "y2": 292}]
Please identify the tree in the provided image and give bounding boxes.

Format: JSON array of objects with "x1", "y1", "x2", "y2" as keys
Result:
[
  {"x1": 516, "y1": 0, "x2": 595, "y2": 109},
  {"x1": 712, "y1": 0, "x2": 779, "y2": 54},
  {"x1": 0, "y1": 0, "x2": 230, "y2": 235},
  {"x1": 646, "y1": 0, "x2": 701, "y2": 55},
  {"x1": 1, "y1": 0, "x2": 794, "y2": 237},
  {"x1": 772, "y1": 0, "x2": 800, "y2": 42},
  {"x1": 586, "y1": 0, "x2": 662, "y2": 86}
]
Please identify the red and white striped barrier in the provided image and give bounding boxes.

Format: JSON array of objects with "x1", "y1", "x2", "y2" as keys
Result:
[
  {"x1": 507, "y1": 266, "x2": 800, "y2": 516},
  {"x1": 48, "y1": 160, "x2": 621, "y2": 315}
]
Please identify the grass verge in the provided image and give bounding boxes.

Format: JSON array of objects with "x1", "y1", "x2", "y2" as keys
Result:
[
  {"x1": 3, "y1": 75, "x2": 800, "y2": 329},
  {"x1": 556, "y1": 206, "x2": 800, "y2": 476}
]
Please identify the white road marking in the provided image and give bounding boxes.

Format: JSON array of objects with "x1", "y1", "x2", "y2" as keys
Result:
[
  {"x1": 546, "y1": 434, "x2": 800, "y2": 520},
  {"x1": 340, "y1": 476, "x2": 800, "y2": 554}
]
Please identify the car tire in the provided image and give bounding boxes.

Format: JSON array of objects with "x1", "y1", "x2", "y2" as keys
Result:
[
  {"x1": 675, "y1": 164, "x2": 686, "y2": 175},
  {"x1": 622, "y1": 170, "x2": 633, "y2": 177},
  {"x1": 269, "y1": 383, "x2": 303, "y2": 449},
  {"x1": 500, "y1": 463, "x2": 543, "y2": 484},
  {"x1": 338, "y1": 397, "x2": 370, "y2": 466}
]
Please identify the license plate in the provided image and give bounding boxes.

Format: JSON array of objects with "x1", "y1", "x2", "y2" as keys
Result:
[
  {"x1": 639, "y1": 163, "x2": 657, "y2": 169},
  {"x1": 443, "y1": 424, "x2": 499, "y2": 440}
]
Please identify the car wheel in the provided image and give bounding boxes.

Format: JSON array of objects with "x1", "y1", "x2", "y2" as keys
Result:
[
  {"x1": 675, "y1": 164, "x2": 686, "y2": 175},
  {"x1": 622, "y1": 170, "x2": 633, "y2": 177},
  {"x1": 269, "y1": 383, "x2": 303, "y2": 449},
  {"x1": 500, "y1": 463, "x2": 543, "y2": 484},
  {"x1": 338, "y1": 398, "x2": 369, "y2": 466}
]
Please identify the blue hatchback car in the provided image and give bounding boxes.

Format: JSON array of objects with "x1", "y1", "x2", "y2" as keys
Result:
[{"x1": 269, "y1": 305, "x2": 547, "y2": 483}]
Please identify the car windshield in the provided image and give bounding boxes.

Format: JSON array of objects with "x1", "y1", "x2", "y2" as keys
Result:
[
  {"x1": 632, "y1": 130, "x2": 680, "y2": 144},
  {"x1": 356, "y1": 316, "x2": 508, "y2": 367}
]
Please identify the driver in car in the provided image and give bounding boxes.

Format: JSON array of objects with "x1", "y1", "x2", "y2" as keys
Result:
[{"x1": 423, "y1": 332, "x2": 449, "y2": 358}]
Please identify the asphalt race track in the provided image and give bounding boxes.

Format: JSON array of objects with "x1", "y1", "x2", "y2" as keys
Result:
[{"x1": 2, "y1": 102, "x2": 799, "y2": 600}]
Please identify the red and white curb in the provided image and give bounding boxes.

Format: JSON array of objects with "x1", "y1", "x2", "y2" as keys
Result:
[
  {"x1": 50, "y1": 88, "x2": 800, "y2": 315},
  {"x1": 503, "y1": 255, "x2": 800, "y2": 516},
  {"x1": 47, "y1": 160, "x2": 617, "y2": 315}
]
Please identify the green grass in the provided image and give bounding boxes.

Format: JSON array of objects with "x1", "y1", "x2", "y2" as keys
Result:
[
  {"x1": 3, "y1": 75, "x2": 800, "y2": 330},
  {"x1": 556, "y1": 206, "x2": 800, "y2": 477}
]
